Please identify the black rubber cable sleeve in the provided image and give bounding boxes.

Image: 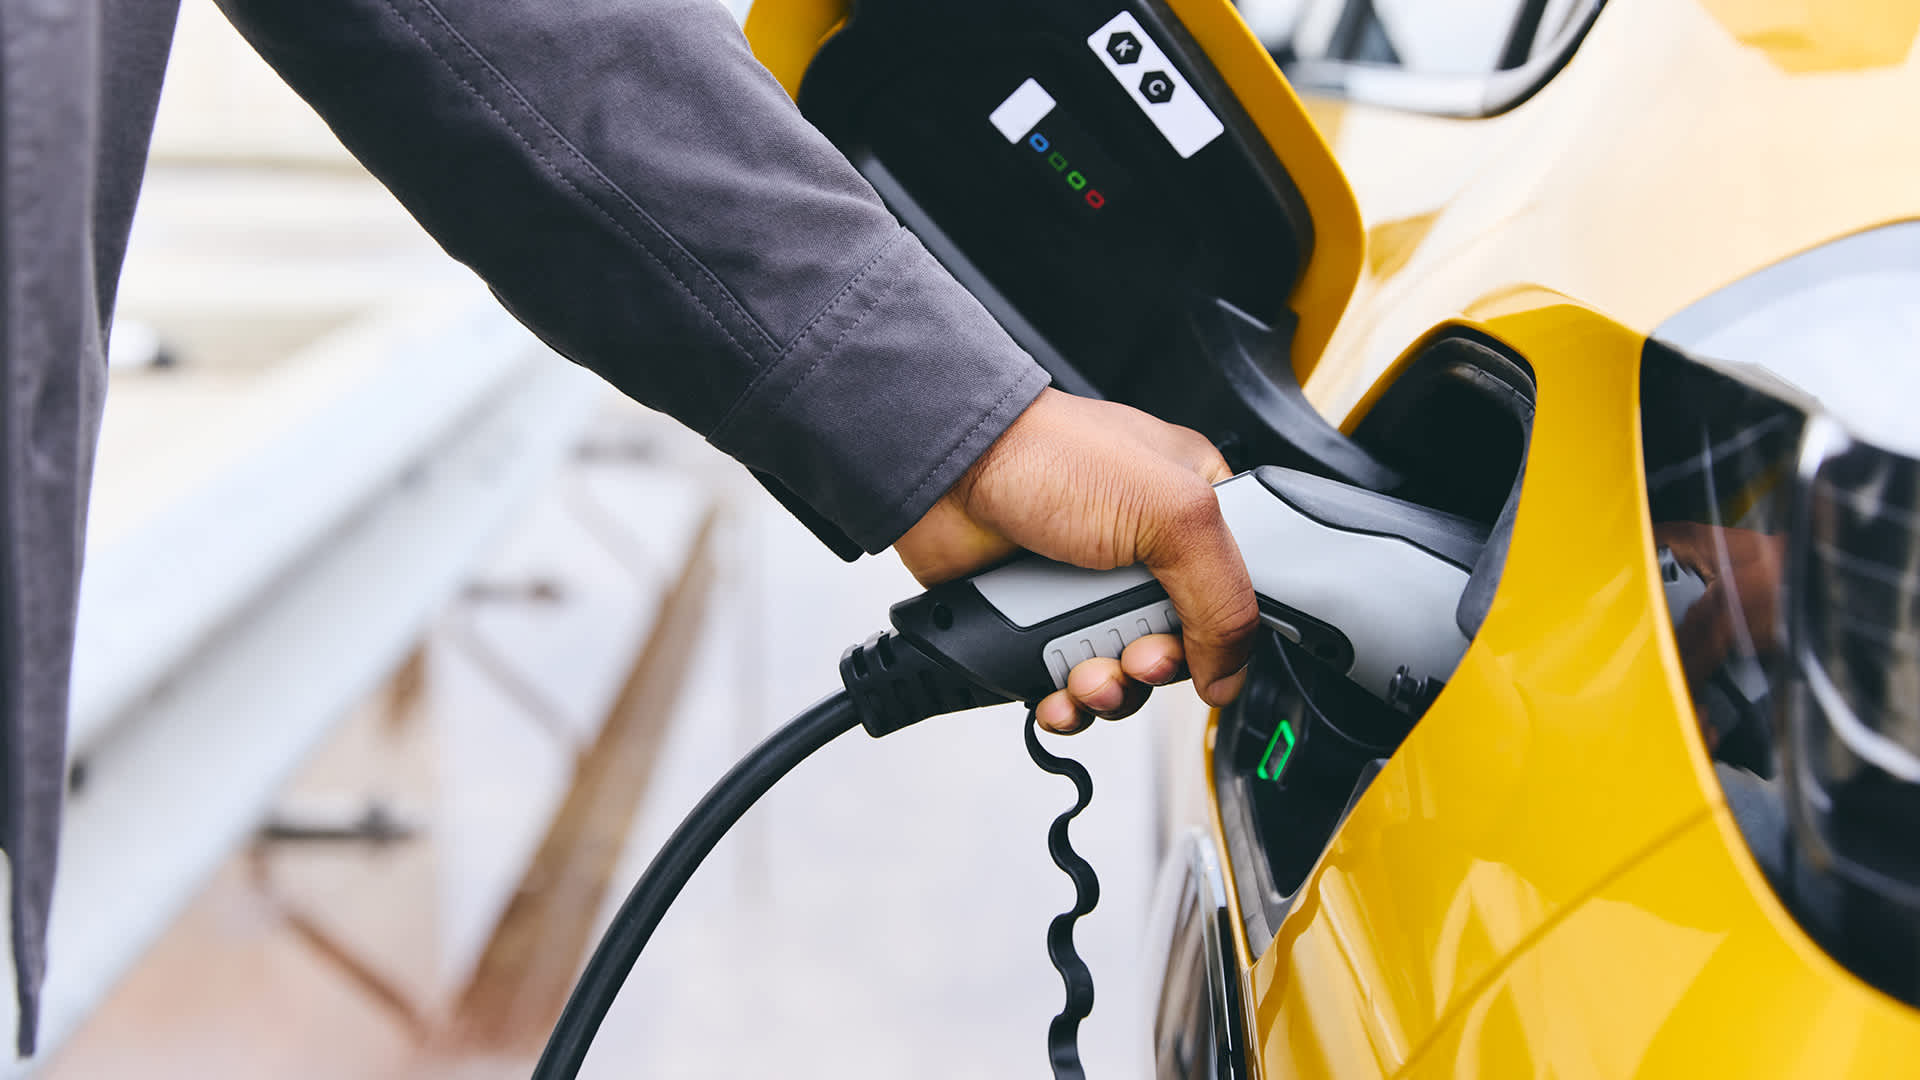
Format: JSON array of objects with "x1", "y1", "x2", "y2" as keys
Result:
[
  {"x1": 1025, "y1": 710, "x2": 1100, "y2": 1080},
  {"x1": 531, "y1": 691, "x2": 861, "y2": 1080}
]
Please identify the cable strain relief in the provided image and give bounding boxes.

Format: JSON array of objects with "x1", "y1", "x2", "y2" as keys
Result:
[{"x1": 839, "y1": 631, "x2": 1006, "y2": 737}]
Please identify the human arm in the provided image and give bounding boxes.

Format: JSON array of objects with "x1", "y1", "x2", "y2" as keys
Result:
[{"x1": 214, "y1": 0, "x2": 1048, "y2": 549}]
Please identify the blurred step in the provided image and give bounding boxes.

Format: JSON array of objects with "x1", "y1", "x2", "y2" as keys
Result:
[{"x1": 45, "y1": 407, "x2": 718, "y2": 1080}]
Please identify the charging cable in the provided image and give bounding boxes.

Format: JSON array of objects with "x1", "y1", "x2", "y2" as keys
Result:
[
  {"x1": 530, "y1": 691, "x2": 862, "y2": 1078},
  {"x1": 530, "y1": 630, "x2": 1097, "y2": 1079}
]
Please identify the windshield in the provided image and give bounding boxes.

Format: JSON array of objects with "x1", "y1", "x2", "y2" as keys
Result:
[{"x1": 1246, "y1": 0, "x2": 1595, "y2": 74}]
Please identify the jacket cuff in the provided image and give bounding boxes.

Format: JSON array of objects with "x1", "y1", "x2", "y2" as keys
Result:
[{"x1": 709, "y1": 229, "x2": 1050, "y2": 553}]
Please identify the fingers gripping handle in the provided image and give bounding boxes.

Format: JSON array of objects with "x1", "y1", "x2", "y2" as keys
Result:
[{"x1": 1040, "y1": 601, "x2": 1181, "y2": 688}]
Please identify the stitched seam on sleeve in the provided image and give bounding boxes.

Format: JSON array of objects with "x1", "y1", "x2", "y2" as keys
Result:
[
  {"x1": 776, "y1": 229, "x2": 906, "y2": 362},
  {"x1": 386, "y1": 0, "x2": 776, "y2": 359},
  {"x1": 707, "y1": 229, "x2": 907, "y2": 439},
  {"x1": 763, "y1": 264, "x2": 893, "y2": 419},
  {"x1": 894, "y1": 376, "x2": 1035, "y2": 516}
]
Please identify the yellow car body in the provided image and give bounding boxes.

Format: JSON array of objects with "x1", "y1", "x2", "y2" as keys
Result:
[{"x1": 744, "y1": 1, "x2": 1920, "y2": 1074}]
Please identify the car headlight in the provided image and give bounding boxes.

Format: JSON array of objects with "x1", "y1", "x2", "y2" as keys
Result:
[{"x1": 1644, "y1": 220, "x2": 1920, "y2": 1007}]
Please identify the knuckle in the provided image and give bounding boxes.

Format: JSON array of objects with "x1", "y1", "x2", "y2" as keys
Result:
[
  {"x1": 1196, "y1": 590, "x2": 1261, "y2": 646},
  {"x1": 1176, "y1": 586, "x2": 1259, "y2": 651},
  {"x1": 1158, "y1": 480, "x2": 1225, "y2": 537},
  {"x1": 1182, "y1": 430, "x2": 1227, "y2": 471}
]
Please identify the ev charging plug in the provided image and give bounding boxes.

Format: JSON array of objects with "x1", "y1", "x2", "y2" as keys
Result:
[{"x1": 839, "y1": 466, "x2": 1483, "y2": 738}]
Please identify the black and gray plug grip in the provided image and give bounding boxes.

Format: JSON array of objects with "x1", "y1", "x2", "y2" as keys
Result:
[{"x1": 840, "y1": 468, "x2": 1485, "y2": 738}]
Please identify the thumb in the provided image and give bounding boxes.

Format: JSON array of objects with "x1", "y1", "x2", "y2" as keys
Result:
[{"x1": 1137, "y1": 480, "x2": 1260, "y2": 705}]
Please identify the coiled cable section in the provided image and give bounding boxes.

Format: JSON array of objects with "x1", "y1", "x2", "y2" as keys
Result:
[{"x1": 1024, "y1": 708, "x2": 1100, "y2": 1080}]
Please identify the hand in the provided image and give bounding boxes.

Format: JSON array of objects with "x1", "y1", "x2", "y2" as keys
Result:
[
  {"x1": 1654, "y1": 521, "x2": 1788, "y2": 679},
  {"x1": 896, "y1": 388, "x2": 1259, "y2": 734}
]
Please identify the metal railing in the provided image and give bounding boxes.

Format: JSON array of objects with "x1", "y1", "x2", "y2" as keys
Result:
[{"x1": 5, "y1": 303, "x2": 604, "y2": 1072}]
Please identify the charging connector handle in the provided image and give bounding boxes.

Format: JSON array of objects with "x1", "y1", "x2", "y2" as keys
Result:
[
  {"x1": 864, "y1": 470, "x2": 1478, "y2": 726},
  {"x1": 839, "y1": 630, "x2": 1010, "y2": 737}
]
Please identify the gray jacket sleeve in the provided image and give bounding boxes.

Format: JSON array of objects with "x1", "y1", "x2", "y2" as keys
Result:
[{"x1": 213, "y1": 0, "x2": 1050, "y2": 552}]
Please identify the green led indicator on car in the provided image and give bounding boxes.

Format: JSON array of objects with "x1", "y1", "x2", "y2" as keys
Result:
[{"x1": 1256, "y1": 719, "x2": 1297, "y2": 782}]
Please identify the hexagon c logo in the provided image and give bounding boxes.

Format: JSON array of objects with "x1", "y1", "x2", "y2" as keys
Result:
[
  {"x1": 1139, "y1": 71, "x2": 1175, "y2": 104},
  {"x1": 1106, "y1": 31, "x2": 1141, "y2": 65}
]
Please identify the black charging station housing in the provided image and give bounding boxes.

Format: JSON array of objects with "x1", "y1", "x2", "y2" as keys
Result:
[{"x1": 797, "y1": 0, "x2": 1395, "y2": 488}]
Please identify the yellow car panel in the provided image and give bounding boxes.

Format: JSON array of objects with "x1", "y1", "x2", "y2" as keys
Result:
[
  {"x1": 1219, "y1": 2, "x2": 1920, "y2": 1072},
  {"x1": 1404, "y1": 809, "x2": 1920, "y2": 1077},
  {"x1": 1306, "y1": 0, "x2": 1920, "y2": 423},
  {"x1": 1225, "y1": 298, "x2": 1722, "y2": 1077},
  {"x1": 1697, "y1": 0, "x2": 1920, "y2": 72}
]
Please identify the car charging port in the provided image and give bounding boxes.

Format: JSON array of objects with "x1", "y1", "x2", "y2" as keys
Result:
[
  {"x1": 1225, "y1": 631, "x2": 1410, "y2": 899},
  {"x1": 1213, "y1": 330, "x2": 1538, "y2": 953}
]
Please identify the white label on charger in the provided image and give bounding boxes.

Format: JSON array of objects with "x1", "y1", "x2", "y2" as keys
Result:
[
  {"x1": 989, "y1": 78, "x2": 1059, "y2": 142},
  {"x1": 1086, "y1": 11, "x2": 1224, "y2": 159}
]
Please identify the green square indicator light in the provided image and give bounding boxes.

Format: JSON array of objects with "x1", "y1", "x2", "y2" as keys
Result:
[
  {"x1": 1067, "y1": 171, "x2": 1087, "y2": 190},
  {"x1": 1049, "y1": 151, "x2": 1069, "y2": 172},
  {"x1": 1256, "y1": 719, "x2": 1297, "y2": 782}
]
